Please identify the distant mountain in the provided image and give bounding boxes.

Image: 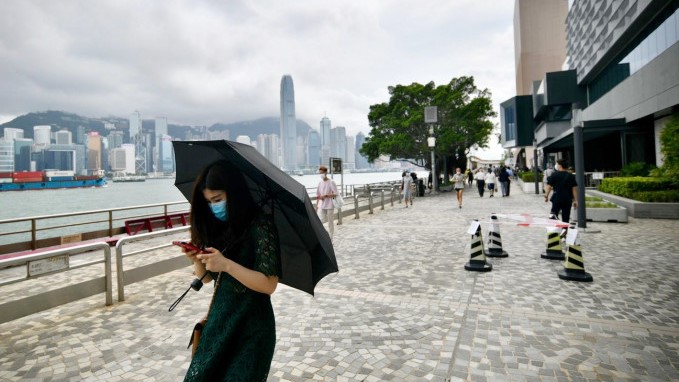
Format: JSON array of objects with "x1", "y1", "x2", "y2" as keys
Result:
[{"x1": 0, "y1": 111, "x2": 313, "y2": 141}]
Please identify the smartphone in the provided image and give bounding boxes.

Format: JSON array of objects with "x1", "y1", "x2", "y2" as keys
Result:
[{"x1": 172, "y1": 241, "x2": 209, "y2": 253}]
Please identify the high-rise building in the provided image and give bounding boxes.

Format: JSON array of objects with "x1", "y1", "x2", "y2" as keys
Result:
[
  {"x1": 43, "y1": 145, "x2": 77, "y2": 171},
  {"x1": 280, "y1": 75, "x2": 297, "y2": 170},
  {"x1": 33, "y1": 125, "x2": 52, "y2": 145},
  {"x1": 129, "y1": 111, "x2": 142, "y2": 142},
  {"x1": 501, "y1": 0, "x2": 679, "y2": 177},
  {"x1": 3, "y1": 128, "x2": 24, "y2": 141},
  {"x1": 14, "y1": 139, "x2": 33, "y2": 171},
  {"x1": 108, "y1": 131, "x2": 124, "y2": 149},
  {"x1": 514, "y1": 0, "x2": 569, "y2": 96},
  {"x1": 256, "y1": 133, "x2": 281, "y2": 167},
  {"x1": 86, "y1": 132, "x2": 102, "y2": 174},
  {"x1": 159, "y1": 134, "x2": 174, "y2": 173},
  {"x1": 0, "y1": 140, "x2": 13, "y2": 172},
  {"x1": 55, "y1": 130, "x2": 72, "y2": 145},
  {"x1": 307, "y1": 129, "x2": 321, "y2": 167},
  {"x1": 345, "y1": 135, "x2": 356, "y2": 170},
  {"x1": 355, "y1": 132, "x2": 370, "y2": 169},
  {"x1": 319, "y1": 117, "x2": 331, "y2": 147},
  {"x1": 330, "y1": 126, "x2": 347, "y2": 162}
]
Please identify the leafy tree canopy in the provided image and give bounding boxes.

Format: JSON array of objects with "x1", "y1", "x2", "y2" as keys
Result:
[{"x1": 360, "y1": 76, "x2": 496, "y2": 172}]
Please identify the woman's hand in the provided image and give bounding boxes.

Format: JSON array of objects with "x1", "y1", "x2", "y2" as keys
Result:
[{"x1": 197, "y1": 248, "x2": 230, "y2": 273}]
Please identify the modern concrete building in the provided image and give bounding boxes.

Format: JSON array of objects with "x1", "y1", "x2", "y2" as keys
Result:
[
  {"x1": 307, "y1": 129, "x2": 321, "y2": 167},
  {"x1": 514, "y1": 0, "x2": 569, "y2": 96},
  {"x1": 501, "y1": 0, "x2": 679, "y2": 174},
  {"x1": 280, "y1": 75, "x2": 297, "y2": 170},
  {"x1": 33, "y1": 125, "x2": 52, "y2": 146},
  {"x1": 355, "y1": 132, "x2": 370, "y2": 169},
  {"x1": 55, "y1": 130, "x2": 72, "y2": 145},
  {"x1": 3, "y1": 128, "x2": 24, "y2": 141}
]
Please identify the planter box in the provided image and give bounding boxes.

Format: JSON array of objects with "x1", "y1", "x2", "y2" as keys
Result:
[
  {"x1": 587, "y1": 190, "x2": 679, "y2": 219},
  {"x1": 516, "y1": 178, "x2": 543, "y2": 194},
  {"x1": 573, "y1": 206, "x2": 628, "y2": 223}
]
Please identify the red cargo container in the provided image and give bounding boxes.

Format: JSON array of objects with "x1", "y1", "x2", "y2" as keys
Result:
[
  {"x1": 13, "y1": 171, "x2": 43, "y2": 178},
  {"x1": 13, "y1": 177, "x2": 43, "y2": 183},
  {"x1": 0, "y1": 172, "x2": 13, "y2": 178}
]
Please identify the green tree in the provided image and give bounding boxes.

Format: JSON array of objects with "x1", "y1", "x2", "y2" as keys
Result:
[
  {"x1": 360, "y1": 76, "x2": 496, "y2": 174},
  {"x1": 656, "y1": 114, "x2": 679, "y2": 185}
]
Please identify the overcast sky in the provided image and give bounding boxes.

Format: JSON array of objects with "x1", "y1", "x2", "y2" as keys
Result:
[{"x1": 0, "y1": 0, "x2": 516, "y2": 158}]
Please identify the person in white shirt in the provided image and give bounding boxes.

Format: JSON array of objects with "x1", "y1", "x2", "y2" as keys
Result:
[
  {"x1": 484, "y1": 168, "x2": 496, "y2": 198},
  {"x1": 316, "y1": 166, "x2": 338, "y2": 239},
  {"x1": 451, "y1": 168, "x2": 465, "y2": 208},
  {"x1": 474, "y1": 169, "x2": 486, "y2": 197}
]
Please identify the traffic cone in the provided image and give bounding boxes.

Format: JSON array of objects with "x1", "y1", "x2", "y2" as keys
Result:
[
  {"x1": 486, "y1": 214, "x2": 508, "y2": 257},
  {"x1": 541, "y1": 225, "x2": 565, "y2": 260},
  {"x1": 465, "y1": 220, "x2": 492, "y2": 272},
  {"x1": 557, "y1": 222, "x2": 593, "y2": 282}
]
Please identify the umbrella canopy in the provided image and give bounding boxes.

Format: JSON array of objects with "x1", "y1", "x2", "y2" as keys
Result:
[{"x1": 172, "y1": 140, "x2": 338, "y2": 295}]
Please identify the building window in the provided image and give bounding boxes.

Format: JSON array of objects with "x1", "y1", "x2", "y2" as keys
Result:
[{"x1": 588, "y1": 7, "x2": 679, "y2": 103}]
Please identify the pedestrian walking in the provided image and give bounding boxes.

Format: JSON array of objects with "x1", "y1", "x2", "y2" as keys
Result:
[
  {"x1": 485, "y1": 168, "x2": 496, "y2": 197},
  {"x1": 402, "y1": 171, "x2": 413, "y2": 207},
  {"x1": 452, "y1": 168, "x2": 465, "y2": 208},
  {"x1": 466, "y1": 169, "x2": 473, "y2": 187},
  {"x1": 316, "y1": 165, "x2": 338, "y2": 239},
  {"x1": 474, "y1": 169, "x2": 486, "y2": 197},
  {"x1": 180, "y1": 161, "x2": 281, "y2": 381},
  {"x1": 544, "y1": 158, "x2": 578, "y2": 223},
  {"x1": 498, "y1": 166, "x2": 510, "y2": 197}
]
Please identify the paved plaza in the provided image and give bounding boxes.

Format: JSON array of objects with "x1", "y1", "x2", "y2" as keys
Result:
[{"x1": 1, "y1": 183, "x2": 679, "y2": 381}]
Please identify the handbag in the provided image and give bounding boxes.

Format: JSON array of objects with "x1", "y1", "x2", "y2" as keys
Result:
[
  {"x1": 187, "y1": 273, "x2": 222, "y2": 358},
  {"x1": 332, "y1": 193, "x2": 344, "y2": 209}
]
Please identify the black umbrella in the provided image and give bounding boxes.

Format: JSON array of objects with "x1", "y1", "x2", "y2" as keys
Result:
[{"x1": 172, "y1": 139, "x2": 338, "y2": 296}]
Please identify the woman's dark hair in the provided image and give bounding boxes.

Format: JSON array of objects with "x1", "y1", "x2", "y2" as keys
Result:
[{"x1": 189, "y1": 160, "x2": 260, "y2": 249}]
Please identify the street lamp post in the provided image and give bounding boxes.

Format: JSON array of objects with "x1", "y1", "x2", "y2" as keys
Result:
[{"x1": 428, "y1": 130, "x2": 437, "y2": 193}]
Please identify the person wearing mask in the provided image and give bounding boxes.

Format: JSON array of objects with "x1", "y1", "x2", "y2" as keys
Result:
[
  {"x1": 316, "y1": 165, "x2": 338, "y2": 239},
  {"x1": 452, "y1": 168, "x2": 466, "y2": 208},
  {"x1": 485, "y1": 168, "x2": 496, "y2": 198},
  {"x1": 402, "y1": 171, "x2": 413, "y2": 207},
  {"x1": 180, "y1": 160, "x2": 281, "y2": 381},
  {"x1": 544, "y1": 159, "x2": 578, "y2": 223}
]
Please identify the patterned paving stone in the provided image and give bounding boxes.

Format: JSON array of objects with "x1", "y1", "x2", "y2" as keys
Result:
[{"x1": 1, "y1": 186, "x2": 678, "y2": 381}]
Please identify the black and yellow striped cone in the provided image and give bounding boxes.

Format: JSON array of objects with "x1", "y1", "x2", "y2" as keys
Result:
[
  {"x1": 465, "y1": 220, "x2": 492, "y2": 272},
  {"x1": 557, "y1": 223, "x2": 593, "y2": 282},
  {"x1": 486, "y1": 214, "x2": 508, "y2": 257},
  {"x1": 541, "y1": 226, "x2": 565, "y2": 260}
]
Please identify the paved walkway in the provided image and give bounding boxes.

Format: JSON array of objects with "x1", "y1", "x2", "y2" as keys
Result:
[{"x1": 1, "y1": 184, "x2": 679, "y2": 381}]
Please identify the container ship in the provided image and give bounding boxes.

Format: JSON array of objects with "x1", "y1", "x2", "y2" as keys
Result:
[{"x1": 0, "y1": 170, "x2": 106, "y2": 191}]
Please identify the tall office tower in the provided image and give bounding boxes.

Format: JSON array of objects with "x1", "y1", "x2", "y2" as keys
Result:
[
  {"x1": 514, "y1": 0, "x2": 569, "y2": 95},
  {"x1": 3, "y1": 128, "x2": 24, "y2": 141},
  {"x1": 86, "y1": 132, "x2": 102, "y2": 174},
  {"x1": 154, "y1": 117, "x2": 168, "y2": 172},
  {"x1": 55, "y1": 130, "x2": 73, "y2": 145},
  {"x1": 108, "y1": 131, "x2": 124, "y2": 149},
  {"x1": 280, "y1": 75, "x2": 297, "y2": 170},
  {"x1": 319, "y1": 116, "x2": 331, "y2": 147},
  {"x1": 129, "y1": 111, "x2": 142, "y2": 142},
  {"x1": 330, "y1": 126, "x2": 347, "y2": 161},
  {"x1": 13, "y1": 139, "x2": 33, "y2": 171},
  {"x1": 33, "y1": 125, "x2": 52, "y2": 145},
  {"x1": 44, "y1": 145, "x2": 77, "y2": 171},
  {"x1": 159, "y1": 134, "x2": 174, "y2": 173},
  {"x1": 75, "y1": 125, "x2": 86, "y2": 145},
  {"x1": 0, "y1": 140, "x2": 14, "y2": 172},
  {"x1": 296, "y1": 136, "x2": 306, "y2": 167},
  {"x1": 345, "y1": 135, "x2": 356, "y2": 170},
  {"x1": 355, "y1": 132, "x2": 370, "y2": 169},
  {"x1": 307, "y1": 129, "x2": 321, "y2": 167}
]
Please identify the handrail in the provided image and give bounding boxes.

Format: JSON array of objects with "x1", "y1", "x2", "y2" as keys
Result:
[
  {"x1": 115, "y1": 226, "x2": 191, "y2": 302},
  {"x1": 0, "y1": 241, "x2": 113, "y2": 324}
]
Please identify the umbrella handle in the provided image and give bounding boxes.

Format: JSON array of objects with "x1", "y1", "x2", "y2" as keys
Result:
[{"x1": 168, "y1": 272, "x2": 209, "y2": 312}]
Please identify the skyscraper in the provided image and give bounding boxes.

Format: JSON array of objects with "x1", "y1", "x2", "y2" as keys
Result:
[
  {"x1": 355, "y1": 132, "x2": 370, "y2": 169},
  {"x1": 33, "y1": 125, "x2": 51, "y2": 145},
  {"x1": 280, "y1": 75, "x2": 297, "y2": 170},
  {"x1": 307, "y1": 129, "x2": 321, "y2": 167}
]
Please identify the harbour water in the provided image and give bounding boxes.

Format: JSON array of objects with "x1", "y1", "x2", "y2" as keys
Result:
[{"x1": 0, "y1": 170, "x2": 424, "y2": 221}]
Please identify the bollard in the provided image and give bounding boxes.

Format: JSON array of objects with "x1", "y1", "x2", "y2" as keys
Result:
[
  {"x1": 368, "y1": 192, "x2": 374, "y2": 214},
  {"x1": 337, "y1": 204, "x2": 342, "y2": 225},
  {"x1": 541, "y1": 226, "x2": 565, "y2": 260},
  {"x1": 557, "y1": 222, "x2": 593, "y2": 282},
  {"x1": 390, "y1": 187, "x2": 395, "y2": 207},
  {"x1": 486, "y1": 214, "x2": 508, "y2": 257},
  {"x1": 381, "y1": 190, "x2": 385, "y2": 210},
  {"x1": 353, "y1": 195, "x2": 359, "y2": 220},
  {"x1": 464, "y1": 220, "x2": 492, "y2": 272}
]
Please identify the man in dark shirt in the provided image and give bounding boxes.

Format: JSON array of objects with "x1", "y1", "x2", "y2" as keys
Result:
[{"x1": 544, "y1": 159, "x2": 578, "y2": 223}]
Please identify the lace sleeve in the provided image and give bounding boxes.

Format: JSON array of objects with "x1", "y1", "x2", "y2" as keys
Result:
[{"x1": 252, "y1": 215, "x2": 281, "y2": 277}]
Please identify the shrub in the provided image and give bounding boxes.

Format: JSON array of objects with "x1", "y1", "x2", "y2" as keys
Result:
[
  {"x1": 621, "y1": 161, "x2": 656, "y2": 177},
  {"x1": 598, "y1": 177, "x2": 674, "y2": 198},
  {"x1": 519, "y1": 172, "x2": 538, "y2": 182},
  {"x1": 629, "y1": 190, "x2": 679, "y2": 203},
  {"x1": 655, "y1": 115, "x2": 679, "y2": 186}
]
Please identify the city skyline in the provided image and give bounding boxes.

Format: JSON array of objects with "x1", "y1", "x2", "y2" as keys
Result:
[{"x1": 0, "y1": 1, "x2": 513, "y2": 159}]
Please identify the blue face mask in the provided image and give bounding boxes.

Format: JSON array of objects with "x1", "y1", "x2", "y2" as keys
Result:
[{"x1": 209, "y1": 200, "x2": 228, "y2": 222}]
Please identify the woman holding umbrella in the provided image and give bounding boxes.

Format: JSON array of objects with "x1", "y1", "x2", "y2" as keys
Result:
[{"x1": 180, "y1": 161, "x2": 281, "y2": 381}]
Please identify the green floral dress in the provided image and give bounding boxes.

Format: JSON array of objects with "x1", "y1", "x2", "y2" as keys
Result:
[{"x1": 184, "y1": 214, "x2": 281, "y2": 382}]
